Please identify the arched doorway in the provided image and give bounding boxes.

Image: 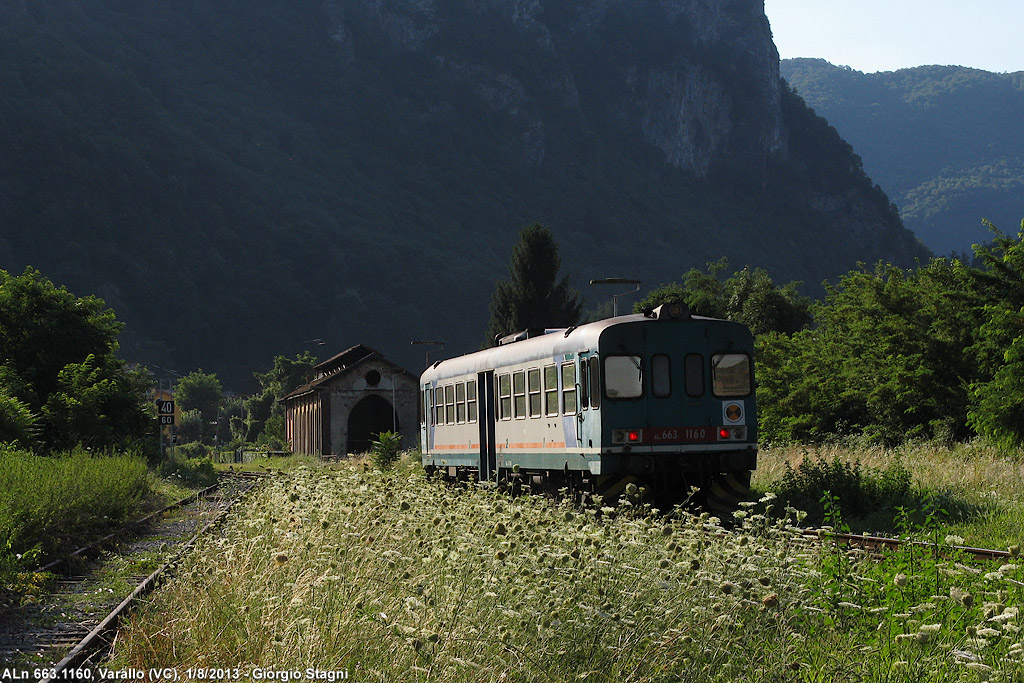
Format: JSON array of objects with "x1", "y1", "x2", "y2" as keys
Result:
[{"x1": 347, "y1": 394, "x2": 399, "y2": 454}]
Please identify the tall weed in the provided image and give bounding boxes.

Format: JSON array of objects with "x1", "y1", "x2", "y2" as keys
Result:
[
  {"x1": 111, "y1": 464, "x2": 1024, "y2": 681},
  {"x1": 0, "y1": 444, "x2": 150, "y2": 567}
]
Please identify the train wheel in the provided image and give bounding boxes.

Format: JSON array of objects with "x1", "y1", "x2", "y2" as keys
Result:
[{"x1": 706, "y1": 470, "x2": 752, "y2": 516}]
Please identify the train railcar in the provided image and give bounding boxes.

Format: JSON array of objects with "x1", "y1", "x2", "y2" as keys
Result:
[{"x1": 418, "y1": 301, "x2": 756, "y2": 510}]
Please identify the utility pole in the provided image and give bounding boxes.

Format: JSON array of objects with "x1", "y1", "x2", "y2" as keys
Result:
[
  {"x1": 589, "y1": 278, "x2": 641, "y2": 317},
  {"x1": 411, "y1": 340, "x2": 445, "y2": 368}
]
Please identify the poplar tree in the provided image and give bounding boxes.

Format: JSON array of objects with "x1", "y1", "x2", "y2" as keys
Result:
[{"x1": 484, "y1": 223, "x2": 582, "y2": 346}]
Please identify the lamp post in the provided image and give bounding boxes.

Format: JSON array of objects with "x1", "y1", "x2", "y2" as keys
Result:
[
  {"x1": 589, "y1": 278, "x2": 641, "y2": 317},
  {"x1": 411, "y1": 340, "x2": 445, "y2": 368}
]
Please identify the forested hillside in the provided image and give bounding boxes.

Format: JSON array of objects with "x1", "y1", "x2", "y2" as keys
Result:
[
  {"x1": 782, "y1": 58, "x2": 1024, "y2": 256},
  {"x1": 0, "y1": 1, "x2": 925, "y2": 387}
]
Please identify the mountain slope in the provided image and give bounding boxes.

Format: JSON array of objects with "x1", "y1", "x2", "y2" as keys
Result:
[
  {"x1": 781, "y1": 58, "x2": 1024, "y2": 255},
  {"x1": 0, "y1": 1, "x2": 925, "y2": 387}
]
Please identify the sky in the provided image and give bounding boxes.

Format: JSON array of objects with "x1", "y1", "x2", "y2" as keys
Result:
[{"x1": 764, "y1": 0, "x2": 1024, "y2": 74}]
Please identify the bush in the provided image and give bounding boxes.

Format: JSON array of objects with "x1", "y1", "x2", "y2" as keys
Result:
[
  {"x1": 370, "y1": 430, "x2": 402, "y2": 470},
  {"x1": 771, "y1": 454, "x2": 913, "y2": 527},
  {"x1": 159, "y1": 443, "x2": 217, "y2": 487}
]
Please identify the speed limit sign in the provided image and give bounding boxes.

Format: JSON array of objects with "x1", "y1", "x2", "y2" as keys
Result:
[{"x1": 156, "y1": 399, "x2": 176, "y2": 426}]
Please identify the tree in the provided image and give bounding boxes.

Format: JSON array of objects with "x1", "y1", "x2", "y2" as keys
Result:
[
  {"x1": 756, "y1": 258, "x2": 981, "y2": 445},
  {"x1": 484, "y1": 223, "x2": 582, "y2": 345},
  {"x1": 0, "y1": 268, "x2": 122, "y2": 409},
  {"x1": 0, "y1": 267, "x2": 150, "y2": 452},
  {"x1": 175, "y1": 371, "x2": 223, "y2": 444},
  {"x1": 966, "y1": 220, "x2": 1024, "y2": 448},
  {"x1": 42, "y1": 354, "x2": 153, "y2": 451},
  {"x1": 634, "y1": 259, "x2": 811, "y2": 335},
  {"x1": 633, "y1": 282, "x2": 686, "y2": 315},
  {"x1": 245, "y1": 352, "x2": 317, "y2": 444}
]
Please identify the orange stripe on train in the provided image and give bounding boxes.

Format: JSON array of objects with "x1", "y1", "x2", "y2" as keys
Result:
[{"x1": 431, "y1": 442, "x2": 567, "y2": 450}]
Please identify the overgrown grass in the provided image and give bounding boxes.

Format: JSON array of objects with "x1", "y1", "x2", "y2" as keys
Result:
[
  {"x1": 211, "y1": 452, "x2": 322, "y2": 475},
  {"x1": 158, "y1": 450, "x2": 218, "y2": 487},
  {"x1": 111, "y1": 455, "x2": 1023, "y2": 681},
  {"x1": 755, "y1": 441, "x2": 1024, "y2": 549},
  {"x1": 0, "y1": 444, "x2": 150, "y2": 591}
]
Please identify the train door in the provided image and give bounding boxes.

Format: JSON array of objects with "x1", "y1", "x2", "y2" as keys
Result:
[
  {"x1": 576, "y1": 352, "x2": 600, "y2": 449},
  {"x1": 420, "y1": 384, "x2": 431, "y2": 454},
  {"x1": 477, "y1": 370, "x2": 497, "y2": 480}
]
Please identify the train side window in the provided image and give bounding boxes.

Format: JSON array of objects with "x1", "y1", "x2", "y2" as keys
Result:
[
  {"x1": 467, "y1": 379, "x2": 477, "y2": 423},
  {"x1": 605, "y1": 356, "x2": 643, "y2": 399},
  {"x1": 433, "y1": 387, "x2": 442, "y2": 424},
  {"x1": 421, "y1": 388, "x2": 429, "y2": 425},
  {"x1": 652, "y1": 354, "x2": 671, "y2": 398},
  {"x1": 498, "y1": 374, "x2": 512, "y2": 420},
  {"x1": 456, "y1": 382, "x2": 467, "y2": 423},
  {"x1": 445, "y1": 384, "x2": 455, "y2": 424},
  {"x1": 712, "y1": 353, "x2": 752, "y2": 397},
  {"x1": 561, "y1": 362, "x2": 577, "y2": 414},
  {"x1": 685, "y1": 354, "x2": 705, "y2": 397},
  {"x1": 528, "y1": 368, "x2": 542, "y2": 417},
  {"x1": 513, "y1": 370, "x2": 527, "y2": 419},
  {"x1": 544, "y1": 364, "x2": 558, "y2": 416},
  {"x1": 588, "y1": 356, "x2": 601, "y2": 409}
]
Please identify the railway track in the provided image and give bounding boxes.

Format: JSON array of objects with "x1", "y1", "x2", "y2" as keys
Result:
[
  {"x1": 0, "y1": 472, "x2": 265, "y2": 676},
  {"x1": 807, "y1": 527, "x2": 1015, "y2": 563}
]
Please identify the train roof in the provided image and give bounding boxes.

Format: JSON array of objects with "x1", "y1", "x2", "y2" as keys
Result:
[{"x1": 420, "y1": 303, "x2": 745, "y2": 383}]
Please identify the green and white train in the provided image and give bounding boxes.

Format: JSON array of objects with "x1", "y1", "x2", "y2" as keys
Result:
[{"x1": 419, "y1": 302, "x2": 757, "y2": 509}]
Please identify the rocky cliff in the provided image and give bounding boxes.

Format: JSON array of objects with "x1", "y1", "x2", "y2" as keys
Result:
[{"x1": 326, "y1": 0, "x2": 786, "y2": 179}]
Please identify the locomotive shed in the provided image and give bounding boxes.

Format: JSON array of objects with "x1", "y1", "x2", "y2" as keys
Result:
[{"x1": 282, "y1": 344, "x2": 419, "y2": 457}]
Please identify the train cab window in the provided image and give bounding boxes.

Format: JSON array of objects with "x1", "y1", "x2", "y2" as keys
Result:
[
  {"x1": 652, "y1": 354, "x2": 671, "y2": 398},
  {"x1": 498, "y1": 374, "x2": 512, "y2": 420},
  {"x1": 561, "y1": 362, "x2": 577, "y2": 414},
  {"x1": 588, "y1": 356, "x2": 601, "y2": 409},
  {"x1": 456, "y1": 382, "x2": 467, "y2": 423},
  {"x1": 544, "y1": 364, "x2": 558, "y2": 416},
  {"x1": 444, "y1": 384, "x2": 455, "y2": 424},
  {"x1": 712, "y1": 353, "x2": 752, "y2": 397},
  {"x1": 421, "y1": 387, "x2": 429, "y2": 425},
  {"x1": 513, "y1": 371, "x2": 527, "y2": 419},
  {"x1": 467, "y1": 379, "x2": 478, "y2": 423},
  {"x1": 605, "y1": 356, "x2": 643, "y2": 399},
  {"x1": 685, "y1": 354, "x2": 705, "y2": 397},
  {"x1": 528, "y1": 368, "x2": 542, "y2": 417}
]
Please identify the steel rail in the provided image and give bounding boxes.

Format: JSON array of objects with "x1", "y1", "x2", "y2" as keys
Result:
[
  {"x1": 804, "y1": 528, "x2": 1013, "y2": 563},
  {"x1": 39, "y1": 476, "x2": 262, "y2": 680},
  {"x1": 36, "y1": 482, "x2": 222, "y2": 574},
  {"x1": 34, "y1": 471, "x2": 268, "y2": 574}
]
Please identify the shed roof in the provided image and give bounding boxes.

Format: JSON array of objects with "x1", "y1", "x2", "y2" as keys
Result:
[
  {"x1": 281, "y1": 344, "x2": 417, "y2": 402},
  {"x1": 315, "y1": 344, "x2": 378, "y2": 379}
]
